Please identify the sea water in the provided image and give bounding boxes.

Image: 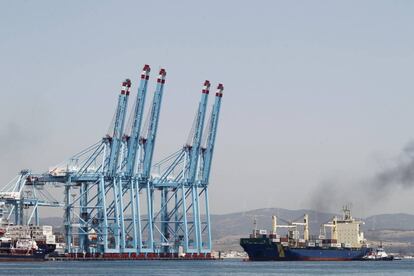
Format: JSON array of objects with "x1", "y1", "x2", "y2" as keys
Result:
[{"x1": 0, "y1": 259, "x2": 412, "y2": 275}]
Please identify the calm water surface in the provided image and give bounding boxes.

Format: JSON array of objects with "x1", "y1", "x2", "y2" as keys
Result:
[{"x1": 0, "y1": 259, "x2": 412, "y2": 275}]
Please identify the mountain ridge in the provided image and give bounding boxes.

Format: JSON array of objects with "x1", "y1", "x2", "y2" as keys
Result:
[{"x1": 40, "y1": 208, "x2": 414, "y2": 253}]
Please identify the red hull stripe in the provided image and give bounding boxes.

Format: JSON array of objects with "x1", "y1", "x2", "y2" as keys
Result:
[
  {"x1": 297, "y1": 257, "x2": 354, "y2": 261},
  {"x1": 59, "y1": 252, "x2": 216, "y2": 261}
]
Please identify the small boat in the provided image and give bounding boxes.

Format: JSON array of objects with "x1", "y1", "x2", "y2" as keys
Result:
[{"x1": 362, "y1": 245, "x2": 394, "y2": 261}]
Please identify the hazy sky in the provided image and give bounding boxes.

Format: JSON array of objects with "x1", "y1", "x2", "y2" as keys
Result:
[{"x1": 1, "y1": 0, "x2": 414, "y2": 217}]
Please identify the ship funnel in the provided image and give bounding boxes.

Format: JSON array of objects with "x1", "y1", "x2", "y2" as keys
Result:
[
  {"x1": 304, "y1": 214, "x2": 309, "y2": 241},
  {"x1": 332, "y1": 216, "x2": 338, "y2": 241},
  {"x1": 272, "y1": 215, "x2": 277, "y2": 234}
]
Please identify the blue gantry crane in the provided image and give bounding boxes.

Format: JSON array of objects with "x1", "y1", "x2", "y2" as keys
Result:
[
  {"x1": 0, "y1": 65, "x2": 224, "y2": 258},
  {"x1": 0, "y1": 170, "x2": 62, "y2": 226}
]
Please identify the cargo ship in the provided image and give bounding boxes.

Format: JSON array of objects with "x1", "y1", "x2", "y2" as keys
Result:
[
  {"x1": 0, "y1": 205, "x2": 56, "y2": 260},
  {"x1": 2, "y1": 224, "x2": 57, "y2": 255},
  {"x1": 240, "y1": 207, "x2": 373, "y2": 261},
  {"x1": 0, "y1": 237, "x2": 49, "y2": 261}
]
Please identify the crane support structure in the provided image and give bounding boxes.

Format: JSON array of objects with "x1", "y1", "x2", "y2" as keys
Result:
[{"x1": 0, "y1": 65, "x2": 224, "y2": 258}]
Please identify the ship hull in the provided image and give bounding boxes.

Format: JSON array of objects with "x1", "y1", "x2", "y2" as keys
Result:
[
  {"x1": 0, "y1": 252, "x2": 47, "y2": 262},
  {"x1": 240, "y1": 238, "x2": 371, "y2": 261}
]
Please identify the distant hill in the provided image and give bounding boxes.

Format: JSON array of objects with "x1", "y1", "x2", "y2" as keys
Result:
[
  {"x1": 40, "y1": 217, "x2": 63, "y2": 228},
  {"x1": 211, "y1": 208, "x2": 414, "y2": 237},
  {"x1": 210, "y1": 208, "x2": 337, "y2": 239},
  {"x1": 39, "y1": 208, "x2": 414, "y2": 253},
  {"x1": 365, "y1": 213, "x2": 414, "y2": 231}
]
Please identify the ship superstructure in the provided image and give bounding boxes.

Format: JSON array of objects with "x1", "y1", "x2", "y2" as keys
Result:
[
  {"x1": 2, "y1": 225, "x2": 56, "y2": 253},
  {"x1": 321, "y1": 207, "x2": 365, "y2": 248}
]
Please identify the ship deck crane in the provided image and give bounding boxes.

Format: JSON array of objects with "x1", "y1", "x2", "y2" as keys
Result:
[
  {"x1": 270, "y1": 214, "x2": 310, "y2": 241},
  {"x1": 320, "y1": 216, "x2": 338, "y2": 240}
]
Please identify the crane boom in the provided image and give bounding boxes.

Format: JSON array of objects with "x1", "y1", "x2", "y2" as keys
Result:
[
  {"x1": 141, "y1": 69, "x2": 166, "y2": 179},
  {"x1": 125, "y1": 65, "x2": 151, "y2": 176},
  {"x1": 201, "y1": 84, "x2": 223, "y2": 185},
  {"x1": 107, "y1": 79, "x2": 131, "y2": 176},
  {"x1": 187, "y1": 80, "x2": 210, "y2": 183}
]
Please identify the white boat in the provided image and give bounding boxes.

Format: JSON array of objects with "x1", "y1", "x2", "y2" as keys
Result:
[{"x1": 363, "y1": 245, "x2": 394, "y2": 261}]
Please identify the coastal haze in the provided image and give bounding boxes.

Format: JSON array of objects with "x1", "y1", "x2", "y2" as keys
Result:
[{"x1": 1, "y1": 0, "x2": 414, "y2": 218}]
